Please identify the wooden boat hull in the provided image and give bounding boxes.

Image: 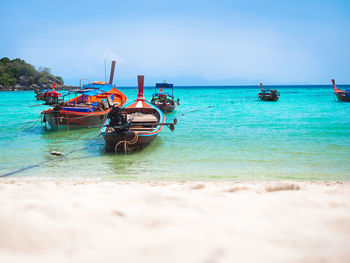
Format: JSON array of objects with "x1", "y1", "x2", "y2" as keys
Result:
[
  {"x1": 154, "y1": 103, "x2": 176, "y2": 113},
  {"x1": 103, "y1": 130, "x2": 159, "y2": 152},
  {"x1": 151, "y1": 98, "x2": 177, "y2": 113},
  {"x1": 42, "y1": 108, "x2": 110, "y2": 128},
  {"x1": 335, "y1": 93, "x2": 350, "y2": 102},
  {"x1": 34, "y1": 89, "x2": 44, "y2": 100},
  {"x1": 258, "y1": 93, "x2": 279, "y2": 101},
  {"x1": 36, "y1": 94, "x2": 44, "y2": 100},
  {"x1": 101, "y1": 107, "x2": 164, "y2": 153}
]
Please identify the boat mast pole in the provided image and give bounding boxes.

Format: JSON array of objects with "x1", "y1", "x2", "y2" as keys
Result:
[
  {"x1": 109, "y1": 61, "x2": 116, "y2": 85},
  {"x1": 104, "y1": 59, "x2": 107, "y2": 82}
]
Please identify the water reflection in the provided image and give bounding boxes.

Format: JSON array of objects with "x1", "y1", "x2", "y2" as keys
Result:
[{"x1": 103, "y1": 137, "x2": 163, "y2": 179}]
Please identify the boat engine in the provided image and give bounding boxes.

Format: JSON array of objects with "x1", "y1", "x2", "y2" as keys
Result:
[
  {"x1": 270, "y1": 89, "x2": 280, "y2": 97},
  {"x1": 107, "y1": 106, "x2": 128, "y2": 131}
]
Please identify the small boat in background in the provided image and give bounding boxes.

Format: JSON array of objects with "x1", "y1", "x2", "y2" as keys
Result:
[
  {"x1": 41, "y1": 61, "x2": 127, "y2": 129},
  {"x1": 101, "y1": 75, "x2": 176, "y2": 153},
  {"x1": 258, "y1": 83, "x2": 280, "y2": 101},
  {"x1": 34, "y1": 88, "x2": 44, "y2": 100},
  {"x1": 42, "y1": 83, "x2": 62, "y2": 105},
  {"x1": 332, "y1": 79, "x2": 350, "y2": 102},
  {"x1": 151, "y1": 81, "x2": 179, "y2": 113},
  {"x1": 34, "y1": 84, "x2": 62, "y2": 104}
]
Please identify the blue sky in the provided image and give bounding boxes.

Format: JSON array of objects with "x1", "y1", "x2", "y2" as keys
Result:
[{"x1": 1, "y1": 0, "x2": 349, "y2": 86}]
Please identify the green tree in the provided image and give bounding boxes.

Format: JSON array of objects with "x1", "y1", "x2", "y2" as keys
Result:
[
  {"x1": 55, "y1": 76, "x2": 64, "y2": 84},
  {"x1": 0, "y1": 57, "x2": 64, "y2": 86},
  {"x1": 0, "y1": 73, "x2": 16, "y2": 86},
  {"x1": 0, "y1": 57, "x2": 10, "y2": 65}
]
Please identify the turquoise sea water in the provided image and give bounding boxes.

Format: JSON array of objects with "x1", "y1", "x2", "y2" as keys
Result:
[{"x1": 0, "y1": 85, "x2": 349, "y2": 180}]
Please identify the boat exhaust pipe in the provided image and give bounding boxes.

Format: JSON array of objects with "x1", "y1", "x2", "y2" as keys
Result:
[
  {"x1": 137, "y1": 75, "x2": 145, "y2": 99},
  {"x1": 109, "y1": 60, "x2": 116, "y2": 85}
]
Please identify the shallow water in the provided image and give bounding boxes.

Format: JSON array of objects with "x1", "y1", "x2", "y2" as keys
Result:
[{"x1": 0, "y1": 85, "x2": 349, "y2": 180}]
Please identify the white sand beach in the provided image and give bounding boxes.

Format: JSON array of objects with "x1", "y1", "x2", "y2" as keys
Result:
[{"x1": 0, "y1": 180, "x2": 349, "y2": 263}]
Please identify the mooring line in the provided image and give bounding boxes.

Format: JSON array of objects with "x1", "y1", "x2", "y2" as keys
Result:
[
  {"x1": 0, "y1": 162, "x2": 47, "y2": 178},
  {"x1": 17, "y1": 115, "x2": 41, "y2": 131},
  {"x1": 0, "y1": 146, "x2": 90, "y2": 178}
]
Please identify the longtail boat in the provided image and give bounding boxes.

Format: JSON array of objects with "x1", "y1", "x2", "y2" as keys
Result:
[
  {"x1": 42, "y1": 83, "x2": 63, "y2": 105},
  {"x1": 34, "y1": 88, "x2": 44, "y2": 100},
  {"x1": 332, "y1": 79, "x2": 350, "y2": 102},
  {"x1": 100, "y1": 75, "x2": 176, "y2": 153},
  {"x1": 34, "y1": 85, "x2": 62, "y2": 103},
  {"x1": 41, "y1": 61, "x2": 127, "y2": 128},
  {"x1": 258, "y1": 83, "x2": 280, "y2": 101},
  {"x1": 151, "y1": 81, "x2": 179, "y2": 113}
]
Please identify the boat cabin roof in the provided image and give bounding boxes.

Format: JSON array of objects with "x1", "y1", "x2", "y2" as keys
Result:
[
  {"x1": 154, "y1": 82, "x2": 174, "y2": 97},
  {"x1": 82, "y1": 90, "x2": 105, "y2": 97},
  {"x1": 156, "y1": 83, "x2": 173, "y2": 88},
  {"x1": 81, "y1": 83, "x2": 114, "y2": 92}
]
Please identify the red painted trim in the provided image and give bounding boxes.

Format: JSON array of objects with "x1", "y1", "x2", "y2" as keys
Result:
[{"x1": 42, "y1": 108, "x2": 111, "y2": 116}]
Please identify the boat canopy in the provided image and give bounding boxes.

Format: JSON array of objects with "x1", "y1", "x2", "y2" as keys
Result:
[
  {"x1": 156, "y1": 83, "x2": 173, "y2": 88},
  {"x1": 82, "y1": 90, "x2": 104, "y2": 97},
  {"x1": 64, "y1": 82, "x2": 127, "y2": 106},
  {"x1": 154, "y1": 82, "x2": 174, "y2": 98},
  {"x1": 81, "y1": 83, "x2": 115, "y2": 92}
]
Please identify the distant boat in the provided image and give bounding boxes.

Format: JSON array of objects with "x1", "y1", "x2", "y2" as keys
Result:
[
  {"x1": 332, "y1": 79, "x2": 350, "y2": 102},
  {"x1": 151, "y1": 81, "x2": 179, "y2": 113},
  {"x1": 34, "y1": 84, "x2": 61, "y2": 103},
  {"x1": 100, "y1": 75, "x2": 176, "y2": 153},
  {"x1": 34, "y1": 88, "x2": 44, "y2": 100},
  {"x1": 41, "y1": 61, "x2": 127, "y2": 129},
  {"x1": 42, "y1": 83, "x2": 62, "y2": 105},
  {"x1": 258, "y1": 83, "x2": 280, "y2": 101}
]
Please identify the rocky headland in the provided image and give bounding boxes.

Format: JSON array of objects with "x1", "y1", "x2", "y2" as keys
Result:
[{"x1": 0, "y1": 57, "x2": 77, "y2": 91}]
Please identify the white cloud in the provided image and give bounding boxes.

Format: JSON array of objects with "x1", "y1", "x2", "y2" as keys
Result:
[{"x1": 100, "y1": 49, "x2": 126, "y2": 65}]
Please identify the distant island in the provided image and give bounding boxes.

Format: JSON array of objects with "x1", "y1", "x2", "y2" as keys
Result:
[{"x1": 0, "y1": 57, "x2": 75, "y2": 91}]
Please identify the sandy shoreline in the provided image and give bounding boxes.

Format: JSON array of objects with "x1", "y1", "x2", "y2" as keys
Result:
[{"x1": 0, "y1": 180, "x2": 349, "y2": 263}]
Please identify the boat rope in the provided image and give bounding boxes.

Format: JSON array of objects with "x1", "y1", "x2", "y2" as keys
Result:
[
  {"x1": 17, "y1": 115, "x2": 42, "y2": 131},
  {"x1": 176, "y1": 108, "x2": 200, "y2": 117},
  {"x1": 115, "y1": 131, "x2": 138, "y2": 154},
  {"x1": 17, "y1": 111, "x2": 98, "y2": 132},
  {"x1": 65, "y1": 111, "x2": 70, "y2": 131},
  {"x1": 0, "y1": 146, "x2": 90, "y2": 178},
  {"x1": 43, "y1": 112, "x2": 106, "y2": 121},
  {"x1": 28, "y1": 103, "x2": 45, "y2": 107}
]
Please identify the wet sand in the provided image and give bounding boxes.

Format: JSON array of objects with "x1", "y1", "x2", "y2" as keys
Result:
[{"x1": 0, "y1": 180, "x2": 349, "y2": 263}]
